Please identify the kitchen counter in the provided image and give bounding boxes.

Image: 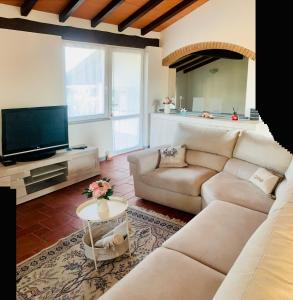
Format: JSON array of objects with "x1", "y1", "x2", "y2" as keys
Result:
[{"x1": 150, "y1": 112, "x2": 271, "y2": 148}]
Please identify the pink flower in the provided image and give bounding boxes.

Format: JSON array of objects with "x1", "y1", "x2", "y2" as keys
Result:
[
  {"x1": 88, "y1": 180, "x2": 112, "y2": 198},
  {"x1": 89, "y1": 182, "x2": 99, "y2": 191},
  {"x1": 93, "y1": 189, "x2": 104, "y2": 198}
]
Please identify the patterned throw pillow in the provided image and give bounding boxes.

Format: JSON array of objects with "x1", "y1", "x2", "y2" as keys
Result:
[
  {"x1": 159, "y1": 145, "x2": 188, "y2": 168},
  {"x1": 249, "y1": 167, "x2": 281, "y2": 195}
]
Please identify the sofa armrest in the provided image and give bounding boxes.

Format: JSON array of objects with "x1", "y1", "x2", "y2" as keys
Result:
[{"x1": 127, "y1": 146, "x2": 168, "y2": 175}]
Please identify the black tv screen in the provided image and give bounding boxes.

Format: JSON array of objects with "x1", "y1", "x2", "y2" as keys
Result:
[{"x1": 1, "y1": 106, "x2": 69, "y2": 159}]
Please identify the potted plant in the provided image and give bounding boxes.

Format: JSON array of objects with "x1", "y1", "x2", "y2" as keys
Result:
[
  {"x1": 83, "y1": 177, "x2": 114, "y2": 215},
  {"x1": 231, "y1": 107, "x2": 238, "y2": 121}
]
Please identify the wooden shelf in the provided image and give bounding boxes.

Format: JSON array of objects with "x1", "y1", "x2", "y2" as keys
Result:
[
  {"x1": 25, "y1": 171, "x2": 66, "y2": 186},
  {"x1": 31, "y1": 163, "x2": 67, "y2": 178}
]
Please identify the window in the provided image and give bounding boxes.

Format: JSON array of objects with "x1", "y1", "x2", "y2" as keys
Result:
[
  {"x1": 64, "y1": 43, "x2": 144, "y2": 154},
  {"x1": 65, "y1": 45, "x2": 106, "y2": 122},
  {"x1": 111, "y1": 50, "x2": 143, "y2": 153},
  {"x1": 112, "y1": 51, "x2": 142, "y2": 117}
]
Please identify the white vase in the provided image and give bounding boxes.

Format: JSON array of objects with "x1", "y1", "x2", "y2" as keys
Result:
[
  {"x1": 164, "y1": 104, "x2": 171, "y2": 114},
  {"x1": 97, "y1": 198, "x2": 109, "y2": 218}
]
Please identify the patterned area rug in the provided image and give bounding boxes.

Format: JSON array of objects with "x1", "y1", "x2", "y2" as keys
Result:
[{"x1": 17, "y1": 206, "x2": 185, "y2": 300}]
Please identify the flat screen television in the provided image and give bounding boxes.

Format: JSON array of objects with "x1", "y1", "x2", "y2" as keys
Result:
[{"x1": 1, "y1": 106, "x2": 69, "y2": 162}]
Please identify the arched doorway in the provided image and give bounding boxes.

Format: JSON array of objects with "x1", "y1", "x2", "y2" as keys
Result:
[{"x1": 162, "y1": 41, "x2": 255, "y2": 66}]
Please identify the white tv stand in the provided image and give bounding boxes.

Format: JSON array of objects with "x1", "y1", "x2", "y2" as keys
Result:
[{"x1": 0, "y1": 147, "x2": 100, "y2": 205}]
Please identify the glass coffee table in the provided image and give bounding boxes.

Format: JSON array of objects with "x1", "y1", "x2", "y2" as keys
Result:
[{"x1": 76, "y1": 196, "x2": 131, "y2": 269}]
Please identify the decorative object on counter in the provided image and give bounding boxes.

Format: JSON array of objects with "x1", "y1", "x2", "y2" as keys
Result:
[
  {"x1": 231, "y1": 107, "x2": 239, "y2": 121},
  {"x1": 250, "y1": 108, "x2": 260, "y2": 120},
  {"x1": 179, "y1": 107, "x2": 187, "y2": 115},
  {"x1": 179, "y1": 96, "x2": 183, "y2": 109},
  {"x1": 201, "y1": 111, "x2": 214, "y2": 119},
  {"x1": 163, "y1": 96, "x2": 175, "y2": 114}
]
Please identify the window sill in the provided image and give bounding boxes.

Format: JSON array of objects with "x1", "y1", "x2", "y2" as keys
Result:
[{"x1": 69, "y1": 117, "x2": 111, "y2": 125}]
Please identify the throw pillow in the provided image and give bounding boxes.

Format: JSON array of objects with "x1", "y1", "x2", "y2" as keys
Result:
[
  {"x1": 159, "y1": 145, "x2": 187, "y2": 168},
  {"x1": 249, "y1": 167, "x2": 281, "y2": 195}
]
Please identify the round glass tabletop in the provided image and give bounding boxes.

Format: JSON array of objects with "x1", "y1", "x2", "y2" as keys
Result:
[{"x1": 76, "y1": 196, "x2": 128, "y2": 222}]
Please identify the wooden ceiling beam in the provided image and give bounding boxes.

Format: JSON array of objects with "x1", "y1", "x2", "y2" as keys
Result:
[
  {"x1": 196, "y1": 49, "x2": 243, "y2": 59},
  {"x1": 91, "y1": 0, "x2": 124, "y2": 28},
  {"x1": 118, "y1": 0, "x2": 163, "y2": 32},
  {"x1": 183, "y1": 57, "x2": 220, "y2": 73},
  {"x1": 176, "y1": 56, "x2": 211, "y2": 72},
  {"x1": 59, "y1": 0, "x2": 85, "y2": 23},
  {"x1": 20, "y1": 0, "x2": 38, "y2": 16},
  {"x1": 141, "y1": 0, "x2": 198, "y2": 35},
  {"x1": 169, "y1": 54, "x2": 199, "y2": 68}
]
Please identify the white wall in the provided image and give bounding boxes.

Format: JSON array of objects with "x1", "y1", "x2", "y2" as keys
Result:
[
  {"x1": 0, "y1": 29, "x2": 64, "y2": 107},
  {"x1": 177, "y1": 58, "x2": 248, "y2": 114},
  {"x1": 161, "y1": 0, "x2": 255, "y2": 58},
  {"x1": 142, "y1": 47, "x2": 169, "y2": 146},
  {"x1": 161, "y1": 0, "x2": 256, "y2": 118}
]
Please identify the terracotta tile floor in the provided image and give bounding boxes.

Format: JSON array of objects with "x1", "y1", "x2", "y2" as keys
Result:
[{"x1": 16, "y1": 152, "x2": 193, "y2": 263}]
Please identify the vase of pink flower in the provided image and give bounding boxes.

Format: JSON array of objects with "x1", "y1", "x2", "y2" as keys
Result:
[{"x1": 82, "y1": 177, "x2": 113, "y2": 215}]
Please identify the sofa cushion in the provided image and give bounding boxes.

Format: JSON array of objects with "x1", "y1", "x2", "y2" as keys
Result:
[
  {"x1": 186, "y1": 150, "x2": 228, "y2": 172},
  {"x1": 233, "y1": 131, "x2": 292, "y2": 174},
  {"x1": 249, "y1": 167, "x2": 281, "y2": 195},
  {"x1": 159, "y1": 145, "x2": 187, "y2": 168},
  {"x1": 141, "y1": 166, "x2": 217, "y2": 197},
  {"x1": 224, "y1": 158, "x2": 260, "y2": 181},
  {"x1": 213, "y1": 200, "x2": 293, "y2": 300},
  {"x1": 99, "y1": 248, "x2": 225, "y2": 300},
  {"x1": 202, "y1": 172, "x2": 274, "y2": 213},
  {"x1": 163, "y1": 201, "x2": 266, "y2": 274},
  {"x1": 174, "y1": 123, "x2": 239, "y2": 158}
]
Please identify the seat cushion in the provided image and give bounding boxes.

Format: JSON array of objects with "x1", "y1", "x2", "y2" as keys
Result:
[
  {"x1": 141, "y1": 165, "x2": 217, "y2": 197},
  {"x1": 202, "y1": 172, "x2": 275, "y2": 213},
  {"x1": 213, "y1": 200, "x2": 293, "y2": 300},
  {"x1": 163, "y1": 201, "x2": 266, "y2": 274},
  {"x1": 99, "y1": 248, "x2": 225, "y2": 300}
]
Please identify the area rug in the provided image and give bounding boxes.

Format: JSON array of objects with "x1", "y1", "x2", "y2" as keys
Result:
[{"x1": 16, "y1": 206, "x2": 186, "y2": 300}]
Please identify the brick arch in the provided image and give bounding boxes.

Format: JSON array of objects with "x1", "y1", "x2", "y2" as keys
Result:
[{"x1": 162, "y1": 41, "x2": 255, "y2": 66}]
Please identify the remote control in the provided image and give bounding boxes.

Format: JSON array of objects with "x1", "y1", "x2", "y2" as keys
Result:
[{"x1": 71, "y1": 145, "x2": 87, "y2": 150}]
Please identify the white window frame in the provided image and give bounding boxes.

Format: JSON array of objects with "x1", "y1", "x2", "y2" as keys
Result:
[{"x1": 63, "y1": 41, "x2": 109, "y2": 124}]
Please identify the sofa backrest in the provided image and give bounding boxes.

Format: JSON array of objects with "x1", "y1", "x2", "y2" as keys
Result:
[
  {"x1": 233, "y1": 131, "x2": 292, "y2": 174},
  {"x1": 174, "y1": 124, "x2": 239, "y2": 172},
  {"x1": 223, "y1": 158, "x2": 259, "y2": 181},
  {"x1": 270, "y1": 159, "x2": 293, "y2": 215},
  {"x1": 213, "y1": 185, "x2": 293, "y2": 300}
]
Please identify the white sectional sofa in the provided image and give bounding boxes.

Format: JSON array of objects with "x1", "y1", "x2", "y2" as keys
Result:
[{"x1": 99, "y1": 124, "x2": 293, "y2": 300}]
